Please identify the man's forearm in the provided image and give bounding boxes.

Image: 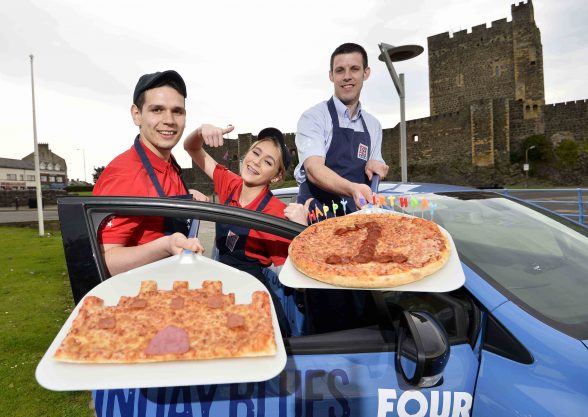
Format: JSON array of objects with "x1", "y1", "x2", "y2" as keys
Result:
[
  {"x1": 305, "y1": 162, "x2": 354, "y2": 196},
  {"x1": 102, "y1": 237, "x2": 171, "y2": 276}
]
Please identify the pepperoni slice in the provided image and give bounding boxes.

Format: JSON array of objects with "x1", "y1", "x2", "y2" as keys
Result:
[
  {"x1": 131, "y1": 298, "x2": 147, "y2": 309},
  {"x1": 170, "y1": 297, "x2": 184, "y2": 310},
  {"x1": 145, "y1": 325, "x2": 190, "y2": 355},
  {"x1": 97, "y1": 317, "x2": 115, "y2": 329},
  {"x1": 207, "y1": 295, "x2": 224, "y2": 308},
  {"x1": 227, "y1": 314, "x2": 245, "y2": 329}
]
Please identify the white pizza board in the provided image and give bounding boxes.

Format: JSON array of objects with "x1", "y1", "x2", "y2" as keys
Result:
[
  {"x1": 36, "y1": 253, "x2": 287, "y2": 391},
  {"x1": 279, "y1": 212, "x2": 465, "y2": 292}
]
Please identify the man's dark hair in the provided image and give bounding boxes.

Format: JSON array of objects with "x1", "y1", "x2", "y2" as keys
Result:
[
  {"x1": 135, "y1": 79, "x2": 185, "y2": 111},
  {"x1": 133, "y1": 71, "x2": 187, "y2": 110},
  {"x1": 330, "y1": 43, "x2": 368, "y2": 71}
]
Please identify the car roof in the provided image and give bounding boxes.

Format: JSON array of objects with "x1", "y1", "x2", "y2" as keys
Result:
[{"x1": 272, "y1": 182, "x2": 478, "y2": 196}]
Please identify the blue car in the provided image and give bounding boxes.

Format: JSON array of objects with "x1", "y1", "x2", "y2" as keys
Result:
[{"x1": 53, "y1": 183, "x2": 588, "y2": 417}]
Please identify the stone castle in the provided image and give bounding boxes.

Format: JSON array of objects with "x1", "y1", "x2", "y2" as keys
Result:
[
  {"x1": 384, "y1": 0, "x2": 588, "y2": 185},
  {"x1": 186, "y1": 0, "x2": 587, "y2": 191}
]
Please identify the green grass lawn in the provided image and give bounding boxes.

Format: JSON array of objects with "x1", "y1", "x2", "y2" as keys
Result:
[{"x1": 0, "y1": 227, "x2": 94, "y2": 417}]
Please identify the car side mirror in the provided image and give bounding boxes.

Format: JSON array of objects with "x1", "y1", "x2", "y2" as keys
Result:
[{"x1": 396, "y1": 311, "x2": 450, "y2": 388}]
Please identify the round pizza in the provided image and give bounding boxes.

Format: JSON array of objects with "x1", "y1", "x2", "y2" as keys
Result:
[{"x1": 288, "y1": 213, "x2": 451, "y2": 288}]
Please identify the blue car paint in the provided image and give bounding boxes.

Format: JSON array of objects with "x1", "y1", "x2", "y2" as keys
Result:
[
  {"x1": 94, "y1": 346, "x2": 478, "y2": 417},
  {"x1": 473, "y1": 301, "x2": 588, "y2": 417},
  {"x1": 462, "y1": 263, "x2": 509, "y2": 313}
]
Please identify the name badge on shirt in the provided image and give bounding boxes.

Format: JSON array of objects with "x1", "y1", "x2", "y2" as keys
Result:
[
  {"x1": 226, "y1": 230, "x2": 239, "y2": 252},
  {"x1": 357, "y1": 143, "x2": 369, "y2": 161}
]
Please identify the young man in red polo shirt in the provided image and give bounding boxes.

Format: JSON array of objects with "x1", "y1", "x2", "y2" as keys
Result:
[{"x1": 94, "y1": 70, "x2": 206, "y2": 276}]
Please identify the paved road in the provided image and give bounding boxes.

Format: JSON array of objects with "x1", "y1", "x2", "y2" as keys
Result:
[{"x1": 0, "y1": 206, "x2": 218, "y2": 257}]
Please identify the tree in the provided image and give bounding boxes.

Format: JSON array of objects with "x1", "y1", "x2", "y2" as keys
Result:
[
  {"x1": 92, "y1": 166, "x2": 105, "y2": 184},
  {"x1": 555, "y1": 139, "x2": 579, "y2": 167},
  {"x1": 521, "y1": 135, "x2": 552, "y2": 162}
]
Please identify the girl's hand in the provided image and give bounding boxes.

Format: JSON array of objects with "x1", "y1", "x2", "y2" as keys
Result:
[
  {"x1": 284, "y1": 198, "x2": 313, "y2": 226},
  {"x1": 199, "y1": 124, "x2": 234, "y2": 148}
]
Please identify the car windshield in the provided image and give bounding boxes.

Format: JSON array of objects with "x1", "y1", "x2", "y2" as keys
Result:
[{"x1": 386, "y1": 191, "x2": 588, "y2": 338}]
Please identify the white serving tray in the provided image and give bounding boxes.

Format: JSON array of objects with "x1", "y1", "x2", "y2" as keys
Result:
[
  {"x1": 36, "y1": 254, "x2": 287, "y2": 391},
  {"x1": 279, "y1": 214, "x2": 465, "y2": 292}
]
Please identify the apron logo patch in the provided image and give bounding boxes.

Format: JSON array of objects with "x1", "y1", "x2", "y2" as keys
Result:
[
  {"x1": 357, "y1": 143, "x2": 368, "y2": 161},
  {"x1": 226, "y1": 230, "x2": 239, "y2": 252}
]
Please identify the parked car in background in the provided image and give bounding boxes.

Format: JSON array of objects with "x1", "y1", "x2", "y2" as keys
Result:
[{"x1": 52, "y1": 183, "x2": 588, "y2": 417}]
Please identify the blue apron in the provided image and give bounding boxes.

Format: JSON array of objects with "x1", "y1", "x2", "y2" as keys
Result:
[
  {"x1": 295, "y1": 101, "x2": 373, "y2": 332},
  {"x1": 215, "y1": 190, "x2": 273, "y2": 281},
  {"x1": 215, "y1": 190, "x2": 303, "y2": 336},
  {"x1": 134, "y1": 136, "x2": 192, "y2": 236},
  {"x1": 297, "y1": 97, "x2": 371, "y2": 218}
]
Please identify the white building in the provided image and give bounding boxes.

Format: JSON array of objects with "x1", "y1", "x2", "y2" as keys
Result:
[{"x1": 1, "y1": 143, "x2": 68, "y2": 190}]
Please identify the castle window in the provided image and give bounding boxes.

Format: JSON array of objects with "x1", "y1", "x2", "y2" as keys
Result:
[
  {"x1": 525, "y1": 105, "x2": 531, "y2": 111},
  {"x1": 533, "y1": 104, "x2": 538, "y2": 111},
  {"x1": 413, "y1": 134, "x2": 419, "y2": 143},
  {"x1": 530, "y1": 60, "x2": 536, "y2": 65}
]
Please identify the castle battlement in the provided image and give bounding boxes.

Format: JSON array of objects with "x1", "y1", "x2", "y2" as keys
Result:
[
  {"x1": 427, "y1": 1, "x2": 535, "y2": 48},
  {"x1": 546, "y1": 99, "x2": 588, "y2": 108}
]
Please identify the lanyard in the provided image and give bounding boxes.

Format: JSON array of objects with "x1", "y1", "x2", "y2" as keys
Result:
[{"x1": 133, "y1": 135, "x2": 188, "y2": 197}]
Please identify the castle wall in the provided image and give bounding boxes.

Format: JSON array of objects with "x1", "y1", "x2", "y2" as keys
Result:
[
  {"x1": 383, "y1": 111, "x2": 471, "y2": 174},
  {"x1": 544, "y1": 100, "x2": 588, "y2": 145},
  {"x1": 427, "y1": 0, "x2": 543, "y2": 118}
]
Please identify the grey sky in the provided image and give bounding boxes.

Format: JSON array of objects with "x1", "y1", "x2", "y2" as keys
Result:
[{"x1": 1, "y1": 0, "x2": 586, "y2": 181}]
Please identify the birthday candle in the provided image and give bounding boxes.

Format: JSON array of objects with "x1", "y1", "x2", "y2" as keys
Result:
[
  {"x1": 372, "y1": 194, "x2": 377, "y2": 205},
  {"x1": 308, "y1": 210, "x2": 317, "y2": 224},
  {"x1": 341, "y1": 199, "x2": 348, "y2": 215},
  {"x1": 323, "y1": 205, "x2": 330, "y2": 217},
  {"x1": 315, "y1": 205, "x2": 324, "y2": 219},
  {"x1": 358, "y1": 196, "x2": 366, "y2": 208},
  {"x1": 379, "y1": 195, "x2": 386, "y2": 207},
  {"x1": 332, "y1": 202, "x2": 339, "y2": 216},
  {"x1": 388, "y1": 196, "x2": 396, "y2": 210},
  {"x1": 429, "y1": 202, "x2": 438, "y2": 221},
  {"x1": 399, "y1": 197, "x2": 408, "y2": 208}
]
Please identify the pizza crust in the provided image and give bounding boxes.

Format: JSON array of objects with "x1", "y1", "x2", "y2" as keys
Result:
[
  {"x1": 288, "y1": 213, "x2": 451, "y2": 288},
  {"x1": 54, "y1": 280, "x2": 277, "y2": 363}
]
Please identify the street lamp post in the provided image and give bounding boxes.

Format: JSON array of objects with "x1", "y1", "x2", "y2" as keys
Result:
[
  {"x1": 76, "y1": 148, "x2": 87, "y2": 182},
  {"x1": 378, "y1": 43, "x2": 423, "y2": 183},
  {"x1": 29, "y1": 54, "x2": 44, "y2": 236},
  {"x1": 524, "y1": 145, "x2": 536, "y2": 188}
]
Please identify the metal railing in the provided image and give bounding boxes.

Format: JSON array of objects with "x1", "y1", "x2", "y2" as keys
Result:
[{"x1": 490, "y1": 188, "x2": 586, "y2": 225}]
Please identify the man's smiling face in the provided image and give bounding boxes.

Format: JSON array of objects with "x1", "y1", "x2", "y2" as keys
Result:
[
  {"x1": 131, "y1": 86, "x2": 186, "y2": 159},
  {"x1": 329, "y1": 52, "x2": 370, "y2": 108}
]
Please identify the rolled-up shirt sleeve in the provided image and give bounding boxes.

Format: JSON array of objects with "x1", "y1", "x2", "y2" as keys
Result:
[
  {"x1": 368, "y1": 117, "x2": 384, "y2": 163},
  {"x1": 295, "y1": 106, "x2": 328, "y2": 166}
]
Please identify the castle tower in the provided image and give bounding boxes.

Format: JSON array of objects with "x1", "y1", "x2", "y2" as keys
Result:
[{"x1": 427, "y1": 0, "x2": 544, "y2": 118}]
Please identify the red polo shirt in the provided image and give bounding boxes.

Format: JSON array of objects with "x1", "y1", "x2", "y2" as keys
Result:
[
  {"x1": 214, "y1": 164, "x2": 290, "y2": 267},
  {"x1": 93, "y1": 140, "x2": 186, "y2": 246}
]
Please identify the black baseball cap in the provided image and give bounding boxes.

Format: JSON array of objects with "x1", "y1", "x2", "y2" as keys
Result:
[
  {"x1": 133, "y1": 70, "x2": 187, "y2": 105},
  {"x1": 257, "y1": 127, "x2": 291, "y2": 170}
]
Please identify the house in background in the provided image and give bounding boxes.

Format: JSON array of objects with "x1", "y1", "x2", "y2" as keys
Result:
[{"x1": 1, "y1": 143, "x2": 68, "y2": 190}]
